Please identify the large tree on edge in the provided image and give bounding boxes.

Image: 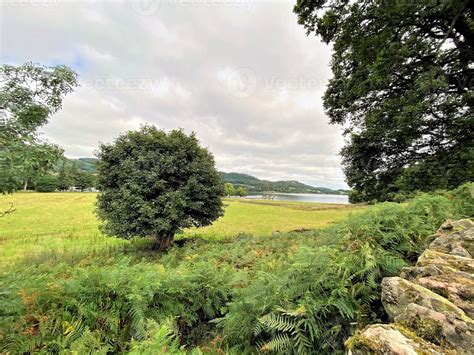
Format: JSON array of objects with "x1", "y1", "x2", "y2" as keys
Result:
[{"x1": 294, "y1": 0, "x2": 473, "y2": 202}]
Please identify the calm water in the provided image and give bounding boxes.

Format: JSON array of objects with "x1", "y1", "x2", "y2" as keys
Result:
[{"x1": 245, "y1": 193, "x2": 349, "y2": 204}]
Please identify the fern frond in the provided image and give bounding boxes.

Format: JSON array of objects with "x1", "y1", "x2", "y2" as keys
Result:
[{"x1": 259, "y1": 333, "x2": 291, "y2": 352}]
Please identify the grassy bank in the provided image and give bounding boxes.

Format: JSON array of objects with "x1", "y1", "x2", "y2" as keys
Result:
[
  {"x1": 0, "y1": 185, "x2": 472, "y2": 353},
  {"x1": 0, "y1": 193, "x2": 360, "y2": 267}
]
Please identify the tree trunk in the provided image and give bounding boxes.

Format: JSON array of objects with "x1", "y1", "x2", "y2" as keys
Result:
[
  {"x1": 23, "y1": 180, "x2": 28, "y2": 191},
  {"x1": 157, "y1": 233, "x2": 174, "y2": 252}
]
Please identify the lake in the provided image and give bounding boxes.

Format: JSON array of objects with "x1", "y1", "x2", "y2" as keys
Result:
[{"x1": 244, "y1": 193, "x2": 349, "y2": 204}]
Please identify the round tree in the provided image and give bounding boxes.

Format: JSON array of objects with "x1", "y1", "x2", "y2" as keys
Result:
[{"x1": 96, "y1": 125, "x2": 224, "y2": 251}]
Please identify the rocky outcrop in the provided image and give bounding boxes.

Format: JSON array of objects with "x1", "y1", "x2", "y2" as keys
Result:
[
  {"x1": 346, "y1": 219, "x2": 474, "y2": 354},
  {"x1": 345, "y1": 324, "x2": 446, "y2": 355}
]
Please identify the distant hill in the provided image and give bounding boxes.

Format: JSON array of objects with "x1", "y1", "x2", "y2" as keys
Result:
[
  {"x1": 60, "y1": 158, "x2": 349, "y2": 195},
  {"x1": 58, "y1": 158, "x2": 98, "y2": 173},
  {"x1": 221, "y1": 172, "x2": 349, "y2": 195}
]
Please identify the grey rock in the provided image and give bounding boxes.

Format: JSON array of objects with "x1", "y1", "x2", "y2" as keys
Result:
[
  {"x1": 395, "y1": 303, "x2": 474, "y2": 353},
  {"x1": 381, "y1": 277, "x2": 467, "y2": 321}
]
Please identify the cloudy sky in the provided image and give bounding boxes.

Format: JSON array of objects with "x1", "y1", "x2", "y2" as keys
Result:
[{"x1": 1, "y1": 0, "x2": 348, "y2": 189}]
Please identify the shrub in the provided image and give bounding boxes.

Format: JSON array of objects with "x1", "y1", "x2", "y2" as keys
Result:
[
  {"x1": 96, "y1": 125, "x2": 224, "y2": 251},
  {"x1": 450, "y1": 182, "x2": 474, "y2": 217},
  {"x1": 35, "y1": 175, "x2": 59, "y2": 192}
]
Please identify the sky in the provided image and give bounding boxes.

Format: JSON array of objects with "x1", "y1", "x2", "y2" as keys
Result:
[{"x1": 1, "y1": 0, "x2": 349, "y2": 189}]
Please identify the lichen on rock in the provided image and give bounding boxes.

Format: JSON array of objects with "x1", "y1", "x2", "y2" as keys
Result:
[
  {"x1": 381, "y1": 277, "x2": 467, "y2": 320},
  {"x1": 395, "y1": 303, "x2": 474, "y2": 352},
  {"x1": 345, "y1": 324, "x2": 446, "y2": 355},
  {"x1": 345, "y1": 219, "x2": 474, "y2": 354},
  {"x1": 429, "y1": 220, "x2": 474, "y2": 257}
]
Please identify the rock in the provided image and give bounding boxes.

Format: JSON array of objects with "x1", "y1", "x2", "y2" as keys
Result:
[
  {"x1": 401, "y1": 265, "x2": 474, "y2": 318},
  {"x1": 400, "y1": 265, "x2": 442, "y2": 279},
  {"x1": 395, "y1": 303, "x2": 474, "y2": 353},
  {"x1": 346, "y1": 219, "x2": 474, "y2": 354},
  {"x1": 417, "y1": 249, "x2": 474, "y2": 274},
  {"x1": 401, "y1": 265, "x2": 473, "y2": 281},
  {"x1": 381, "y1": 277, "x2": 467, "y2": 320},
  {"x1": 414, "y1": 273, "x2": 474, "y2": 319},
  {"x1": 429, "y1": 219, "x2": 474, "y2": 257},
  {"x1": 345, "y1": 324, "x2": 445, "y2": 355}
]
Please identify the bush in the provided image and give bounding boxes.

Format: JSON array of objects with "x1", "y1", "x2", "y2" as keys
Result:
[
  {"x1": 96, "y1": 125, "x2": 224, "y2": 251},
  {"x1": 35, "y1": 175, "x2": 59, "y2": 192},
  {"x1": 450, "y1": 182, "x2": 474, "y2": 218}
]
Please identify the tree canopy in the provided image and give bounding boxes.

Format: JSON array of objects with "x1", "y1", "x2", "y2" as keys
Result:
[
  {"x1": 294, "y1": 0, "x2": 473, "y2": 202},
  {"x1": 96, "y1": 125, "x2": 224, "y2": 251},
  {"x1": 0, "y1": 62, "x2": 78, "y2": 193}
]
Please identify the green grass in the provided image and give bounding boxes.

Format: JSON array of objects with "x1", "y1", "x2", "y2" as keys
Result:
[
  {"x1": 0, "y1": 192, "x2": 361, "y2": 268},
  {"x1": 185, "y1": 198, "x2": 359, "y2": 239},
  {"x1": 0, "y1": 185, "x2": 471, "y2": 353}
]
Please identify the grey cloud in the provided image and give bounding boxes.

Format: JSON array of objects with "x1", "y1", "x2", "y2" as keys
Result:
[{"x1": 1, "y1": 0, "x2": 348, "y2": 189}]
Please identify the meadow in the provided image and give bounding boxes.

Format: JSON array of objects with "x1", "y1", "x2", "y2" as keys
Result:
[
  {"x1": 0, "y1": 192, "x2": 360, "y2": 268},
  {"x1": 0, "y1": 185, "x2": 472, "y2": 353}
]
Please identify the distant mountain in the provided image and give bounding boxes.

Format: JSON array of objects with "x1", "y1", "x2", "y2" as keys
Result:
[
  {"x1": 60, "y1": 159, "x2": 349, "y2": 195},
  {"x1": 221, "y1": 172, "x2": 349, "y2": 195}
]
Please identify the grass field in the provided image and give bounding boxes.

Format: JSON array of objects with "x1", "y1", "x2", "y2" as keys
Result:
[
  {"x1": 0, "y1": 192, "x2": 361, "y2": 268},
  {"x1": 1, "y1": 186, "x2": 470, "y2": 353}
]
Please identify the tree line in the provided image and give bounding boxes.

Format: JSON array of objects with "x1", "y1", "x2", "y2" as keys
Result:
[
  {"x1": 35, "y1": 162, "x2": 97, "y2": 192},
  {"x1": 224, "y1": 183, "x2": 248, "y2": 197}
]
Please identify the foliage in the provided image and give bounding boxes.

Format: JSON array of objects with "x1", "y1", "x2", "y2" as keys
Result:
[
  {"x1": 224, "y1": 183, "x2": 236, "y2": 197},
  {"x1": 236, "y1": 186, "x2": 248, "y2": 197},
  {"x1": 74, "y1": 171, "x2": 96, "y2": 191},
  {"x1": 128, "y1": 319, "x2": 184, "y2": 354},
  {"x1": 0, "y1": 185, "x2": 471, "y2": 353},
  {"x1": 96, "y1": 125, "x2": 224, "y2": 250},
  {"x1": 0, "y1": 62, "x2": 77, "y2": 193},
  {"x1": 294, "y1": 0, "x2": 474, "y2": 201},
  {"x1": 35, "y1": 174, "x2": 59, "y2": 192},
  {"x1": 56, "y1": 157, "x2": 98, "y2": 174},
  {"x1": 0, "y1": 259, "x2": 235, "y2": 353},
  {"x1": 57, "y1": 161, "x2": 73, "y2": 190},
  {"x1": 218, "y1": 187, "x2": 471, "y2": 353},
  {"x1": 57, "y1": 160, "x2": 96, "y2": 191},
  {"x1": 224, "y1": 183, "x2": 248, "y2": 197},
  {"x1": 442, "y1": 182, "x2": 474, "y2": 218}
]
